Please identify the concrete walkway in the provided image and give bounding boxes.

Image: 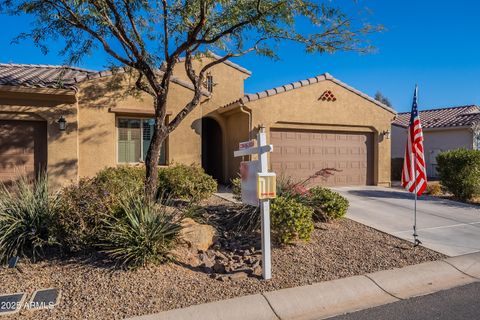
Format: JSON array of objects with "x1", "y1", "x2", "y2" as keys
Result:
[
  {"x1": 334, "y1": 186, "x2": 480, "y2": 256},
  {"x1": 127, "y1": 253, "x2": 480, "y2": 320}
]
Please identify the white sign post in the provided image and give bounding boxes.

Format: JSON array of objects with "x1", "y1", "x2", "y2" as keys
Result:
[{"x1": 234, "y1": 126, "x2": 274, "y2": 280}]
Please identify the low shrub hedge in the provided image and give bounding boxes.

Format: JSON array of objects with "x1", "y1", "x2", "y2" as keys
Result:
[
  {"x1": 57, "y1": 178, "x2": 114, "y2": 251},
  {"x1": 437, "y1": 149, "x2": 480, "y2": 200},
  {"x1": 95, "y1": 166, "x2": 145, "y2": 196},
  {"x1": 158, "y1": 164, "x2": 217, "y2": 202},
  {"x1": 271, "y1": 196, "x2": 314, "y2": 244},
  {"x1": 305, "y1": 187, "x2": 349, "y2": 222}
]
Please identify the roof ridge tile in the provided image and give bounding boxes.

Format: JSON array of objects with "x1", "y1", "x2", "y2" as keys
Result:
[{"x1": 220, "y1": 73, "x2": 396, "y2": 114}]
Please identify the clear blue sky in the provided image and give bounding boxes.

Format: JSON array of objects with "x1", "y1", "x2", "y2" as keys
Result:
[{"x1": 1, "y1": 0, "x2": 479, "y2": 112}]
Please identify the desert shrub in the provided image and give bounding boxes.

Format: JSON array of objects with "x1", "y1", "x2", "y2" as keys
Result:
[
  {"x1": 94, "y1": 166, "x2": 145, "y2": 196},
  {"x1": 270, "y1": 196, "x2": 314, "y2": 245},
  {"x1": 0, "y1": 175, "x2": 59, "y2": 262},
  {"x1": 182, "y1": 204, "x2": 208, "y2": 224},
  {"x1": 56, "y1": 178, "x2": 114, "y2": 251},
  {"x1": 276, "y1": 174, "x2": 311, "y2": 198},
  {"x1": 437, "y1": 149, "x2": 480, "y2": 200},
  {"x1": 424, "y1": 182, "x2": 442, "y2": 196},
  {"x1": 305, "y1": 187, "x2": 349, "y2": 222},
  {"x1": 56, "y1": 166, "x2": 145, "y2": 251},
  {"x1": 100, "y1": 193, "x2": 182, "y2": 269},
  {"x1": 158, "y1": 164, "x2": 217, "y2": 202},
  {"x1": 231, "y1": 176, "x2": 241, "y2": 200},
  {"x1": 215, "y1": 204, "x2": 260, "y2": 232}
]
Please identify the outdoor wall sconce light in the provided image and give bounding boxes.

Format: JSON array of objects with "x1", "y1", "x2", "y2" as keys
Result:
[
  {"x1": 382, "y1": 129, "x2": 391, "y2": 139},
  {"x1": 57, "y1": 116, "x2": 67, "y2": 131}
]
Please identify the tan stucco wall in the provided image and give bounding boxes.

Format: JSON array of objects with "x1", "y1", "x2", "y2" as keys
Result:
[
  {"x1": 0, "y1": 58, "x2": 248, "y2": 188},
  {"x1": 391, "y1": 125, "x2": 473, "y2": 178},
  {"x1": 234, "y1": 80, "x2": 395, "y2": 186},
  {"x1": 0, "y1": 88, "x2": 78, "y2": 188},
  {"x1": 1, "y1": 62, "x2": 395, "y2": 189},
  {"x1": 171, "y1": 58, "x2": 249, "y2": 113},
  {"x1": 77, "y1": 73, "x2": 205, "y2": 178}
]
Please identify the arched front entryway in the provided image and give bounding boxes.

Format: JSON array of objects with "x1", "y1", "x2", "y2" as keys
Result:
[{"x1": 202, "y1": 117, "x2": 223, "y2": 182}]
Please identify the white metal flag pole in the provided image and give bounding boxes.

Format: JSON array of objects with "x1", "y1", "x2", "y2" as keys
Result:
[
  {"x1": 412, "y1": 86, "x2": 421, "y2": 247},
  {"x1": 413, "y1": 157, "x2": 422, "y2": 247}
]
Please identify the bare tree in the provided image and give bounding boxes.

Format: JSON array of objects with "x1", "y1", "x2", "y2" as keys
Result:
[
  {"x1": 374, "y1": 91, "x2": 393, "y2": 108},
  {"x1": 1, "y1": 0, "x2": 382, "y2": 198}
]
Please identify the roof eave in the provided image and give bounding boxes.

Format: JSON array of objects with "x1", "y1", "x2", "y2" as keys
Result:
[{"x1": 0, "y1": 84, "x2": 76, "y2": 103}]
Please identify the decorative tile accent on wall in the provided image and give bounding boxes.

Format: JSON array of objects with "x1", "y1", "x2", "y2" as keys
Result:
[{"x1": 319, "y1": 90, "x2": 336, "y2": 102}]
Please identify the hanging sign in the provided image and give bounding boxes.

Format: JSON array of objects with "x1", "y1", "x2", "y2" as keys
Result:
[{"x1": 240, "y1": 160, "x2": 259, "y2": 206}]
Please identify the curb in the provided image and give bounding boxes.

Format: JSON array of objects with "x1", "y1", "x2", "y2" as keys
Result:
[{"x1": 127, "y1": 252, "x2": 480, "y2": 320}]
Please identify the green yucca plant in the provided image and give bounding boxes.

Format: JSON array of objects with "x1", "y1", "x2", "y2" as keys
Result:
[
  {"x1": 100, "y1": 193, "x2": 182, "y2": 269},
  {"x1": 0, "y1": 174, "x2": 59, "y2": 262}
]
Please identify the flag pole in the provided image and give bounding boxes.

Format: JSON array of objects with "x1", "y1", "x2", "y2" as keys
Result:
[
  {"x1": 413, "y1": 172, "x2": 420, "y2": 246},
  {"x1": 413, "y1": 85, "x2": 421, "y2": 247}
]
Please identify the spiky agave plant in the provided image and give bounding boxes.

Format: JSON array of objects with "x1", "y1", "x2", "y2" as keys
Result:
[
  {"x1": 0, "y1": 174, "x2": 59, "y2": 262},
  {"x1": 100, "y1": 193, "x2": 182, "y2": 269}
]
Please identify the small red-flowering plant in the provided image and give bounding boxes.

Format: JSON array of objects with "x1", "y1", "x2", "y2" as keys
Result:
[{"x1": 277, "y1": 168, "x2": 342, "y2": 199}]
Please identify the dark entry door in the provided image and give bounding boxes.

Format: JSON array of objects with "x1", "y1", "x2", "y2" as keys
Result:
[{"x1": 201, "y1": 117, "x2": 223, "y2": 182}]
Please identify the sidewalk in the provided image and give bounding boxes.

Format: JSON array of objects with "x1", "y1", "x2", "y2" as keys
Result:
[{"x1": 128, "y1": 252, "x2": 480, "y2": 320}]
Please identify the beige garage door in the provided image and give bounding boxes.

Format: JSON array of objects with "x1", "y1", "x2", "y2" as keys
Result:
[
  {"x1": 0, "y1": 120, "x2": 47, "y2": 184},
  {"x1": 270, "y1": 129, "x2": 374, "y2": 187}
]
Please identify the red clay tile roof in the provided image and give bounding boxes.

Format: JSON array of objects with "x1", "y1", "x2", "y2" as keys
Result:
[
  {"x1": 0, "y1": 63, "x2": 210, "y2": 95},
  {"x1": 393, "y1": 105, "x2": 480, "y2": 129},
  {"x1": 222, "y1": 73, "x2": 396, "y2": 114}
]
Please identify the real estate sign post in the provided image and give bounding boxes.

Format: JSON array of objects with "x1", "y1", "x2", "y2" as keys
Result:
[{"x1": 234, "y1": 126, "x2": 275, "y2": 280}]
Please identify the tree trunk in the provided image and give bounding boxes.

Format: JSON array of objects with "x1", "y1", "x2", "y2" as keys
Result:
[{"x1": 145, "y1": 97, "x2": 168, "y2": 199}]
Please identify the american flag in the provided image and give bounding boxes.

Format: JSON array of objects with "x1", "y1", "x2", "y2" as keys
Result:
[{"x1": 402, "y1": 86, "x2": 427, "y2": 196}]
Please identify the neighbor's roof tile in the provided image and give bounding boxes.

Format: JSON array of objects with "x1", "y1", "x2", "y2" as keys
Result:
[{"x1": 393, "y1": 105, "x2": 480, "y2": 129}]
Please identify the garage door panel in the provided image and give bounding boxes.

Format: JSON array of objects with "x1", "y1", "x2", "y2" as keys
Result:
[
  {"x1": 0, "y1": 120, "x2": 47, "y2": 184},
  {"x1": 270, "y1": 129, "x2": 373, "y2": 187}
]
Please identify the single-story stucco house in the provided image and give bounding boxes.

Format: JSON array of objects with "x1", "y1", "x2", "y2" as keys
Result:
[
  {"x1": 0, "y1": 57, "x2": 396, "y2": 189},
  {"x1": 392, "y1": 105, "x2": 480, "y2": 178}
]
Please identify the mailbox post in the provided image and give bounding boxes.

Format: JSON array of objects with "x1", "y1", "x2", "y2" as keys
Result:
[{"x1": 234, "y1": 126, "x2": 275, "y2": 280}]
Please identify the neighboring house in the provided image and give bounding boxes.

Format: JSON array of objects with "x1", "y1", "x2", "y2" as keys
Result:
[
  {"x1": 392, "y1": 105, "x2": 480, "y2": 179},
  {"x1": 0, "y1": 58, "x2": 396, "y2": 189}
]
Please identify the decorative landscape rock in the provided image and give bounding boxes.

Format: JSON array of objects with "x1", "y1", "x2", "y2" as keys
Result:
[{"x1": 180, "y1": 218, "x2": 217, "y2": 251}]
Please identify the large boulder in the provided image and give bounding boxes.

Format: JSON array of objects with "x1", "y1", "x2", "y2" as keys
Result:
[{"x1": 180, "y1": 218, "x2": 217, "y2": 251}]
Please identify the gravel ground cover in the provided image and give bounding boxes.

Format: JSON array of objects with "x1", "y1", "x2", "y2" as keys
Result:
[
  {"x1": 0, "y1": 192, "x2": 444, "y2": 320},
  {"x1": 1, "y1": 215, "x2": 444, "y2": 320}
]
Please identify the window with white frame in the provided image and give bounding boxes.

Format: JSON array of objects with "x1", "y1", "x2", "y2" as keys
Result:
[
  {"x1": 117, "y1": 118, "x2": 166, "y2": 164},
  {"x1": 474, "y1": 131, "x2": 480, "y2": 150}
]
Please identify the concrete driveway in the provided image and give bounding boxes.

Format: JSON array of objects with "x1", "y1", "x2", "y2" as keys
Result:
[{"x1": 334, "y1": 186, "x2": 480, "y2": 257}]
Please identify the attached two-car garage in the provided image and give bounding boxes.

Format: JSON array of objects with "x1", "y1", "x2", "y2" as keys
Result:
[
  {"x1": 270, "y1": 129, "x2": 374, "y2": 187},
  {"x1": 218, "y1": 73, "x2": 395, "y2": 187},
  {"x1": 0, "y1": 120, "x2": 47, "y2": 184}
]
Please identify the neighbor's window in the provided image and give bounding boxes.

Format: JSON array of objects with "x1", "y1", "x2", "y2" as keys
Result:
[
  {"x1": 117, "y1": 118, "x2": 166, "y2": 164},
  {"x1": 475, "y1": 132, "x2": 480, "y2": 150}
]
